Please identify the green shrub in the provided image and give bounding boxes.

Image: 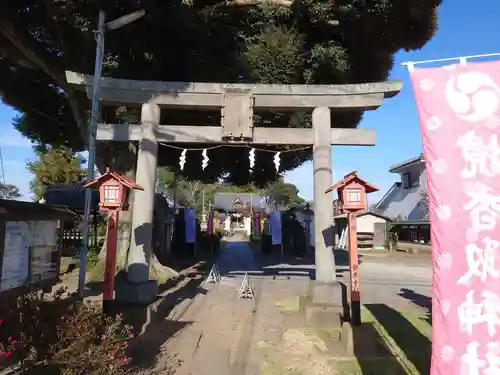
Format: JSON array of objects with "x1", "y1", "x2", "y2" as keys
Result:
[{"x1": 86, "y1": 245, "x2": 101, "y2": 269}]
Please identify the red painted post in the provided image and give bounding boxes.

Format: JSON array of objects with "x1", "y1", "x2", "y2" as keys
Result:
[
  {"x1": 347, "y1": 212, "x2": 361, "y2": 325},
  {"x1": 103, "y1": 209, "x2": 119, "y2": 314}
]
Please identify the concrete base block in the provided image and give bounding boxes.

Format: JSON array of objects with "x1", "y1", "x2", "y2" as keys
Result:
[
  {"x1": 340, "y1": 322, "x2": 354, "y2": 356},
  {"x1": 304, "y1": 281, "x2": 347, "y2": 329},
  {"x1": 305, "y1": 304, "x2": 343, "y2": 329},
  {"x1": 309, "y1": 281, "x2": 344, "y2": 307},
  {"x1": 115, "y1": 279, "x2": 158, "y2": 305}
]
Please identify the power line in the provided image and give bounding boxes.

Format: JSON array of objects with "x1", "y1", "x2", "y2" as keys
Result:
[{"x1": 29, "y1": 108, "x2": 72, "y2": 127}]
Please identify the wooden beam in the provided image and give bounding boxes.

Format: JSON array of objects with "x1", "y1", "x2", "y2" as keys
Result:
[
  {"x1": 67, "y1": 71, "x2": 402, "y2": 110},
  {"x1": 96, "y1": 124, "x2": 376, "y2": 146}
]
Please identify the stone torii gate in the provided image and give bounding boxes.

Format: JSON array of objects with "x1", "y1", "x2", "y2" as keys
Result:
[{"x1": 66, "y1": 71, "x2": 401, "y2": 310}]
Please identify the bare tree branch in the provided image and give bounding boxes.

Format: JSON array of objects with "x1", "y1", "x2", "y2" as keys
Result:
[
  {"x1": 0, "y1": 42, "x2": 38, "y2": 69},
  {"x1": 225, "y1": 0, "x2": 294, "y2": 7},
  {"x1": 0, "y1": 19, "x2": 88, "y2": 141},
  {"x1": 183, "y1": 0, "x2": 293, "y2": 6},
  {"x1": 43, "y1": 0, "x2": 77, "y2": 70},
  {"x1": 0, "y1": 19, "x2": 62, "y2": 81}
]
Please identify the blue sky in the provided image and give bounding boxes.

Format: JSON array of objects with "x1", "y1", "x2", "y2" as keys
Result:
[
  {"x1": 285, "y1": 0, "x2": 500, "y2": 205},
  {"x1": 0, "y1": 0, "x2": 498, "y2": 202}
]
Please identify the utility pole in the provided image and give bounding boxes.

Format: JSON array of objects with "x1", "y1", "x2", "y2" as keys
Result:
[
  {"x1": 0, "y1": 147, "x2": 5, "y2": 184},
  {"x1": 79, "y1": 9, "x2": 146, "y2": 298}
]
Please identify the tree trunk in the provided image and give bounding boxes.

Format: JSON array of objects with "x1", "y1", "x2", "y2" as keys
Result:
[
  {"x1": 87, "y1": 141, "x2": 178, "y2": 283},
  {"x1": 87, "y1": 142, "x2": 135, "y2": 281}
]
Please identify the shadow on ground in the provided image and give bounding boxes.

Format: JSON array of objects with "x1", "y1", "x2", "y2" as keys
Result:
[
  {"x1": 103, "y1": 252, "x2": 217, "y2": 373},
  {"x1": 398, "y1": 288, "x2": 432, "y2": 325},
  {"x1": 218, "y1": 239, "x2": 358, "y2": 280},
  {"x1": 95, "y1": 236, "x2": 367, "y2": 372},
  {"x1": 344, "y1": 322, "x2": 409, "y2": 375},
  {"x1": 362, "y1": 304, "x2": 431, "y2": 375}
]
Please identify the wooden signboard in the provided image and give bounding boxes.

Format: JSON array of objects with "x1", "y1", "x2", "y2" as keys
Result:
[
  {"x1": 31, "y1": 221, "x2": 59, "y2": 283},
  {"x1": 1, "y1": 220, "x2": 60, "y2": 292},
  {"x1": 1, "y1": 221, "x2": 30, "y2": 291}
]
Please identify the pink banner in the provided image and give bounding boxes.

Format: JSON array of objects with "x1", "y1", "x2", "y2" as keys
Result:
[{"x1": 410, "y1": 60, "x2": 500, "y2": 375}]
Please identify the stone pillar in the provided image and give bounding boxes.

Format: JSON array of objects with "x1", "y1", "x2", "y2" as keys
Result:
[
  {"x1": 125, "y1": 103, "x2": 159, "y2": 303},
  {"x1": 307, "y1": 107, "x2": 345, "y2": 329},
  {"x1": 312, "y1": 106, "x2": 336, "y2": 282}
]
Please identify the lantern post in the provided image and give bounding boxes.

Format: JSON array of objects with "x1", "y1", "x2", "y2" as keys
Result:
[
  {"x1": 84, "y1": 167, "x2": 143, "y2": 312},
  {"x1": 325, "y1": 171, "x2": 379, "y2": 326}
]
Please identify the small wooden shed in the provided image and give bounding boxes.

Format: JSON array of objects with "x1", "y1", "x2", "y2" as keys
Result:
[
  {"x1": 334, "y1": 211, "x2": 390, "y2": 250},
  {"x1": 0, "y1": 199, "x2": 76, "y2": 298}
]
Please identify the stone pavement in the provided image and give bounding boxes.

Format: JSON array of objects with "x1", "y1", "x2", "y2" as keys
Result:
[
  {"x1": 165, "y1": 234, "x2": 310, "y2": 375},
  {"x1": 335, "y1": 249, "x2": 432, "y2": 313},
  {"x1": 163, "y1": 241, "x2": 432, "y2": 375}
]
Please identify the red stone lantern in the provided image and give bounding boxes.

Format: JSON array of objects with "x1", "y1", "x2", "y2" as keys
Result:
[
  {"x1": 326, "y1": 171, "x2": 379, "y2": 326},
  {"x1": 83, "y1": 167, "x2": 142, "y2": 311},
  {"x1": 85, "y1": 167, "x2": 142, "y2": 212},
  {"x1": 326, "y1": 171, "x2": 379, "y2": 214}
]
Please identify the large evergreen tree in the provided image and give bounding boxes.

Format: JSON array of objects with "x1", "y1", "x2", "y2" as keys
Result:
[
  {"x1": 0, "y1": 0, "x2": 441, "y2": 185},
  {"x1": 26, "y1": 146, "x2": 87, "y2": 200},
  {"x1": 0, "y1": 182, "x2": 22, "y2": 200}
]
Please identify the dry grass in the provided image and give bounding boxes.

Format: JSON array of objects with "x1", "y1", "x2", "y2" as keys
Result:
[
  {"x1": 263, "y1": 299, "x2": 432, "y2": 375},
  {"x1": 333, "y1": 307, "x2": 431, "y2": 375}
]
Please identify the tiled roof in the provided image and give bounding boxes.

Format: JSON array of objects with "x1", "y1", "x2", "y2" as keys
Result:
[
  {"x1": 0, "y1": 199, "x2": 76, "y2": 219},
  {"x1": 326, "y1": 170, "x2": 378, "y2": 194},
  {"x1": 84, "y1": 168, "x2": 142, "y2": 190},
  {"x1": 43, "y1": 184, "x2": 176, "y2": 213},
  {"x1": 42, "y1": 184, "x2": 100, "y2": 214},
  {"x1": 213, "y1": 192, "x2": 264, "y2": 210},
  {"x1": 389, "y1": 154, "x2": 424, "y2": 173},
  {"x1": 379, "y1": 186, "x2": 427, "y2": 221}
]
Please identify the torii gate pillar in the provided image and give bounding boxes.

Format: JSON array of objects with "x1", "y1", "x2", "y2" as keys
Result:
[
  {"x1": 312, "y1": 107, "x2": 336, "y2": 282},
  {"x1": 125, "y1": 104, "x2": 160, "y2": 303},
  {"x1": 307, "y1": 106, "x2": 344, "y2": 326}
]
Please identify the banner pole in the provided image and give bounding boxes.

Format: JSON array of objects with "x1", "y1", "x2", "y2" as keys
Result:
[{"x1": 402, "y1": 52, "x2": 500, "y2": 69}]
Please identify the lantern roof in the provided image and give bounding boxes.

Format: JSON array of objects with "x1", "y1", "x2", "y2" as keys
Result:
[
  {"x1": 325, "y1": 170, "x2": 379, "y2": 194},
  {"x1": 83, "y1": 167, "x2": 143, "y2": 191}
]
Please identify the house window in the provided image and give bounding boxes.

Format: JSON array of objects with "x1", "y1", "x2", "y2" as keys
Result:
[
  {"x1": 402, "y1": 173, "x2": 410, "y2": 188},
  {"x1": 402, "y1": 172, "x2": 419, "y2": 189},
  {"x1": 347, "y1": 189, "x2": 361, "y2": 204}
]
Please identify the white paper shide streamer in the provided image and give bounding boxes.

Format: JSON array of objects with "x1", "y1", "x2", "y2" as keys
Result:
[
  {"x1": 202, "y1": 149, "x2": 209, "y2": 170},
  {"x1": 248, "y1": 148, "x2": 256, "y2": 173},
  {"x1": 179, "y1": 149, "x2": 187, "y2": 171},
  {"x1": 273, "y1": 152, "x2": 280, "y2": 172}
]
